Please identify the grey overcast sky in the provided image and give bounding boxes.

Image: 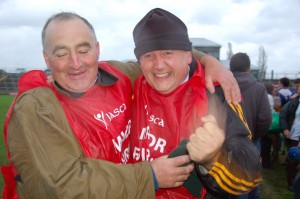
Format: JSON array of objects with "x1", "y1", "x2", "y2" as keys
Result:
[{"x1": 0, "y1": 0, "x2": 299, "y2": 73}]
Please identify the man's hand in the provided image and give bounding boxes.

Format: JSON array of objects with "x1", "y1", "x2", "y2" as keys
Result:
[
  {"x1": 187, "y1": 114, "x2": 225, "y2": 170},
  {"x1": 150, "y1": 155, "x2": 194, "y2": 188},
  {"x1": 283, "y1": 129, "x2": 290, "y2": 138},
  {"x1": 193, "y1": 50, "x2": 241, "y2": 105}
]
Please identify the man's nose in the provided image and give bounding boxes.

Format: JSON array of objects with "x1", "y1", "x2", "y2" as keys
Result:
[
  {"x1": 153, "y1": 56, "x2": 165, "y2": 70},
  {"x1": 69, "y1": 52, "x2": 81, "y2": 69}
]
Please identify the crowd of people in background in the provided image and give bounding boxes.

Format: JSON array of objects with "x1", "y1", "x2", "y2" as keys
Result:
[
  {"x1": 225, "y1": 51, "x2": 300, "y2": 199},
  {"x1": 259, "y1": 76, "x2": 300, "y2": 198}
]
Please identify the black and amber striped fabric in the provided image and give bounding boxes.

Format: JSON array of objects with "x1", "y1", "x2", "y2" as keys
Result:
[
  {"x1": 195, "y1": 88, "x2": 262, "y2": 198},
  {"x1": 169, "y1": 88, "x2": 262, "y2": 199},
  {"x1": 203, "y1": 96, "x2": 262, "y2": 198}
]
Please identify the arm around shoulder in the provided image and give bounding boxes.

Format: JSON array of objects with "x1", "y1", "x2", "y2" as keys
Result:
[
  {"x1": 106, "y1": 60, "x2": 141, "y2": 86},
  {"x1": 192, "y1": 49, "x2": 241, "y2": 105}
]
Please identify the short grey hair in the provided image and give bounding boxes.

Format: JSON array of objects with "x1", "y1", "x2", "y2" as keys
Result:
[{"x1": 41, "y1": 12, "x2": 97, "y2": 50}]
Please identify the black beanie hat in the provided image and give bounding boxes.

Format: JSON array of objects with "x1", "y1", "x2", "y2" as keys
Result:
[{"x1": 133, "y1": 8, "x2": 192, "y2": 59}]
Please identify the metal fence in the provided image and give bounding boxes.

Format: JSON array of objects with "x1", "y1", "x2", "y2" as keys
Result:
[
  {"x1": 0, "y1": 72, "x2": 22, "y2": 93},
  {"x1": 265, "y1": 70, "x2": 300, "y2": 80},
  {"x1": 0, "y1": 68, "x2": 300, "y2": 94}
]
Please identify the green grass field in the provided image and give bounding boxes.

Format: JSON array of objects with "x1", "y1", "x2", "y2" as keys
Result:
[
  {"x1": 0, "y1": 94, "x2": 295, "y2": 198},
  {"x1": 260, "y1": 162, "x2": 294, "y2": 199},
  {"x1": 0, "y1": 95, "x2": 14, "y2": 193}
]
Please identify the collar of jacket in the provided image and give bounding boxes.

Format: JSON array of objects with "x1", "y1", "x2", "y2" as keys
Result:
[{"x1": 54, "y1": 67, "x2": 118, "y2": 98}]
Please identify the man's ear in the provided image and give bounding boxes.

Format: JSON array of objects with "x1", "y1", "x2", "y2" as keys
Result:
[
  {"x1": 96, "y1": 41, "x2": 100, "y2": 60},
  {"x1": 187, "y1": 51, "x2": 192, "y2": 64}
]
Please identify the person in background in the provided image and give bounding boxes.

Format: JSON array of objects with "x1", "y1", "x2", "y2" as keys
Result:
[
  {"x1": 265, "y1": 82, "x2": 275, "y2": 110},
  {"x1": 278, "y1": 77, "x2": 298, "y2": 107},
  {"x1": 130, "y1": 8, "x2": 262, "y2": 199},
  {"x1": 261, "y1": 82, "x2": 281, "y2": 168},
  {"x1": 1, "y1": 12, "x2": 241, "y2": 199},
  {"x1": 272, "y1": 83, "x2": 282, "y2": 112},
  {"x1": 293, "y1": 78, "x2": 300, "y2": 96},
  {"x1": 288, "y1": 146, "x2": 300, "y2": 199},
  {"x1": 280, "y1": 81, "x2": 300, "y2": 192},
  {"x1": 229, "y1": 52, "x2": 272, "y2": 199},
  {"x1": 277, "y1": 77, "x2": 299, "y2": 166}
]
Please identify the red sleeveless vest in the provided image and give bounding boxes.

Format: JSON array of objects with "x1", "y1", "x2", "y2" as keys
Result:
[
  {"x1": 131, "y1": 60, "x2": 208, "y2": 199},
  {"x1": 1, "y1": 62, "x2": 132, "y2": 199}
]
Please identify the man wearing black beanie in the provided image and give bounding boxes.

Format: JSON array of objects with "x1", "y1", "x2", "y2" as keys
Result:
[
  {"x1": 133, "y1": 8, "x2": 192, "y2": 59},
  {"x1": 130, "y1": 8, "x2": 262, "y2": 199}
]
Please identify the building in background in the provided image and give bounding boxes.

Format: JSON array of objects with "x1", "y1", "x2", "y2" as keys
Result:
[{"x1": 190, "y1": 38, "x2": 260, "y2": 79}]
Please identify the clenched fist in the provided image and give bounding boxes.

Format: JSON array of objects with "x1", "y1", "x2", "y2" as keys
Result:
[{"x1": 186, "y1": 114, "x2": 225, "y2": 169}]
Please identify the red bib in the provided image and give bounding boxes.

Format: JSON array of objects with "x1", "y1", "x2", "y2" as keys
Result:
[
  {"x1": 56, "y1": 62, "x2": 132, "y2": 163},
  {"x1": 131, "y1": 60, "x2": 208, "y2": 198},
  {"x1": 1, "y1": 62, "x2": 132, "y2": 199}
]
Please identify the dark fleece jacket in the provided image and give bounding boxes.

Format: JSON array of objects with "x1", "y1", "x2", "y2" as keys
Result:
[{"x1": 233, "y1": 72, "x2": 272, "y2": 141}]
